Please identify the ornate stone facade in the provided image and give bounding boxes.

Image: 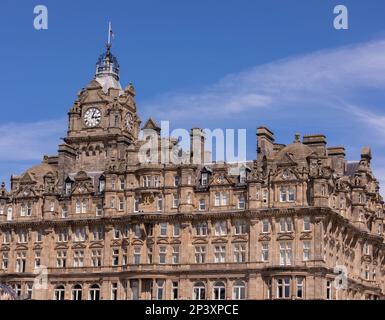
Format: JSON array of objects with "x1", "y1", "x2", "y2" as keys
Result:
[{"x1": 0, "y1": 45, "x2": 384, "y2": 300}]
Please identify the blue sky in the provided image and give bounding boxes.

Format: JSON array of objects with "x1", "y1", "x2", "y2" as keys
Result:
[{"x1": 1, "y1": 0, "x2": 385, "y2": 193}]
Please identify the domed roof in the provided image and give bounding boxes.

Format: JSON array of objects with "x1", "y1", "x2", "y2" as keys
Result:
[
  {"x1": 275, "y1": 134, "x2": 314, "y2": 162},
  {"x1": 94, "y1": 45, "x2": 122, "y2": 94},
  {"x1": 96, "y1": 46, "x2": 120, "y2": 79}
]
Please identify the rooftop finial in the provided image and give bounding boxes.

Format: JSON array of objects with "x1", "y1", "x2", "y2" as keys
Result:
[{"x1": 294, "y1": 132, "x2": 301, "y2": 143}]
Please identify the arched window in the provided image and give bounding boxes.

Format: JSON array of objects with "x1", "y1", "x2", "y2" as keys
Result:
[
  {"x1": 213, "y1": 281, "x2": 226, "y2": 300},
  {"x1": 89, "y1": 284, "x2": 100, "y2": 300},
  {"x1": 232, "y1": 281, "x2": 246, "y2": 300},
  {"x1": 54, "y1": 285, "x2": 65, "y2": 300},
  {"x1": 72, "y1": 284, "x2": 82, "y2": 300},
  {"x1": 193, "y1": 281, "x2": 206, "y2": 300}
]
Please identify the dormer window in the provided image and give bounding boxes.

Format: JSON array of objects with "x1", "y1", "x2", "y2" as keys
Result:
[
  {"x1": 99, "y1": 177, "x2": 105, "y2": 193},
  {"x1": 65, "y1": 182, "x2": 72, "y2": 195},
  {"x1": 201, "y1": 173, "x2": 208, "y2": 186},
  {"x1": 239, "y1": 168, "x2": 246, "y2": 184}
]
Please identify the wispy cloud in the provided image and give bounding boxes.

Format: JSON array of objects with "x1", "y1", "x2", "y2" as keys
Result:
[
  {"x1": 141, "y1": 39, "x2": 385, "y2": 123},
  {"x1": 0, "y1": 119, "x2": 66, "y2": 185},
  {"x1": 0, "y1": 119, "x2": 66, "y2": 161}
]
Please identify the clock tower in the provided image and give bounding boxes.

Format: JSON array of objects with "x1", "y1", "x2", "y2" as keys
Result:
[{"x1": 58, "y1": 41, "x2": 141, "y2": 176}]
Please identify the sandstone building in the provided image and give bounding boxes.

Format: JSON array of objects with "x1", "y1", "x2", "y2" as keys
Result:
[{"x1": 0, "y1": 43, "x2": 384, "y2": 300}]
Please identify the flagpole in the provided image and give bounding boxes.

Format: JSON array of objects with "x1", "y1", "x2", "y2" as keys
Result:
[{"x1": 107, "y1": 21, "x2": 111, "y2": 47}]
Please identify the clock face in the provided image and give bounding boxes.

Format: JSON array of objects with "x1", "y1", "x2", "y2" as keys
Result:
[
  {"x1": 125, "y1": 113, "x2": 134, "y2": 130},
  {"x1": 84, "y1": 108, "x2": 101, "y2": 127}
]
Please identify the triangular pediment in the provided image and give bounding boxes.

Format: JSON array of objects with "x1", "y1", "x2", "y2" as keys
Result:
[
  {"x1": 19, "y1": 172, "x2": 36, "y2": 185},
  {"x1": 272, "y1": 168, "x2": 299, "y2": 182},
  {"x1": 110, "y1": 240, "x2": 121, "y2": 247},
  {"x1": 142, "y1": 118, "x2": 160, "y2": 132},
  {"x1": 15, "y1": 186, "x2": 37, "y2": 198},
  {"x1": 72, "y1": 180, "x2": 94, "y2": 195},
  {"x1": 258, "y1": 234, "x2": 271, "y2": 242},
  {"x1": 299, "y1": 233, "x2": 313, "y2": 240},
  {"x1": 209, "y1": 173, "x2": 233, "y2": 186}
]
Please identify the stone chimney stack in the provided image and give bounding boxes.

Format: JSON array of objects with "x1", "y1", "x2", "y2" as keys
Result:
[
  {"x1": 190, "y1": 128, "x2": 205, "y2": 165},
  {"x1": 303, "y1": 134, "x2": 327, "y2": 156},
  {"x1": 257, "y1": 126, "x2": 275, "y2": 159},
  {"x1": 328, "y1": 146, "x2": 346, "y2": 177}
]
